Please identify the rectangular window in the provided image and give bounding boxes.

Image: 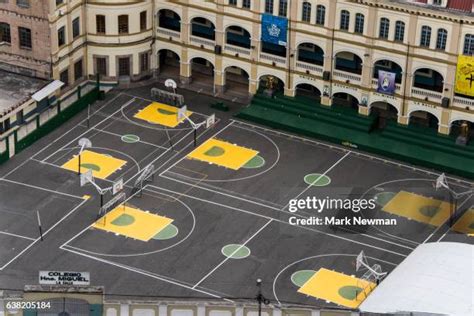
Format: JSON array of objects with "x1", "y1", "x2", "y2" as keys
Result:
[
  {"x1": 118, "y1": 15, "x2": 129, "y2": 34},
  {"x1": 60, "y1": 69, "x2": 69, "y2": 87},
  {"x1": 265, "y1": 0, "x2": 274, "y2": 14},
  {"x1": 16, "y1": 0, "x2": 29, "y2": 8},
  {"x1": 96, "y1": 57, "x2": 107, "y2": 76},
  {"x1": 242, "y1": 0, "x2": 251, "y2": 9},
  {"x1": 56, "y1": 0, "x2": 63, "y2": 6},
  {"x1": 72, "y1": 17, "x2": 80, "y2": 38},
  {"x1": 74, "y1": 59, "x2": 83, "y2": 81},
  {"x1": 18, "y1": 27, "x2": 32, "y2": 49},
  {"x1": 58, "y1": 26, "x2": 65, "y2": 47},
  {"x1": 96, "y1": 15, "x2": 106, "y2": 34},
  {"x1": 0, "y1": 23, "x2": 11, "y2": 43},
  {"x1": 140, "y1": 11, "x2": 147, "y2": 31},
  {"x1": 229, "y1": 0, "x2": 237, "y2": 5},
  {"x1": 278, "y1": 0, "x2": 287, "y2": 17},
  {"x1": 140, "y1": 53, "x2": 149, "y2": 72},
  {"x1": 118, "y1": 57, "x2": 130, "y2": 76}
]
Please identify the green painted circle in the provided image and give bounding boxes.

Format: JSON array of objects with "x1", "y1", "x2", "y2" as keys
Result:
[
  {"x1": 468, "y1": 222, "x2": 474, "y2": 230},
  {"x1": 204, "y1": 146, "x2": 225, "y2": 157},
  {"x1": 338, "y1": 285, "x2": 363, "y2": 300},
  {"x1": 374, "y1": 192, "x2": 396, "y2": 207},
  {"x1": 111, "y1": 214, "x2": 135, "y2": 226},
  {"x1": 290, "y1": 270, "x2": 315, "y2": 287},
  {"x1": 304, "y1": 174, "x2": 331, "y2": 187},
  {"x1": 121, "y1": 134, "x2": 140, "y2": 143},
  {"x1": 80, "y1": 163, "x2": 101, "y2": 171},
  {"x1": 243, "y1": 155, "x2": 265, "y2": 169},
  {"x1": 158, "y1": 108, "x2": 176, "y2": 115},
  {"x1": 153, "y1": 224, "x2": 179, "y2": 240},
  {"x1": 221, "y1": 244, "x2": 251, "y2": 259},
  {"x1": 419, "y1": 205, "x2": 440, "y2": 218}
]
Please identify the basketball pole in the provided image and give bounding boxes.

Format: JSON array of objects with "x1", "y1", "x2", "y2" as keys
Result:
[
  {"x1": 78, "y1": 153, "x2": 81, "y2": 175},
  {"x1": 37, "y1": 210, "x2": 43, "y2": 241}
]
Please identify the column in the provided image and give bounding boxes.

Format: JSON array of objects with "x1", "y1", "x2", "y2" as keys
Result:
[{"x1": 180, "y1": 47, "x2": 191, "y2": 85}]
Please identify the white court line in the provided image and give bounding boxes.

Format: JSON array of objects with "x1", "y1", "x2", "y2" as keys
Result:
[
  {"x1": 90, "y1": 127, "x2": 169, "y2": 150},
  {"x1": 158, "y1": 121, "x2": 235, "y2": 178},
  {"x1": 435, "y1": 196, "x2": 473, "y2": 243},
  {"x1": 0, "y1": 231, "x2": 36, "y2": 241},
  {"x1": 40, "y1": 98, "x2": 136, "y2": 164},
  {"x1": 231, "y1": 119, "x2": 474, "y2": 187},
  {"x1": 1, "y1": 93, "x2": 125, "y2": 180},
  {"x1": 192, "y1": 219, "x2": 274, "y2": 289},
  {"x1": 0, "y1": 198, "x2": 88, "y2": 270},
  {"x1": 0, "y1": 178, "x2": 84, "y2": 200},
  {"x1": 60, "y1": 245, "x2": 233, "y2": 302},
  {"x1": 147, "y1": 185, "x2": 408, "y2": 257}
]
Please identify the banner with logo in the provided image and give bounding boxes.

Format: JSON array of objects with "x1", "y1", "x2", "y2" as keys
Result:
[
  {"x1": 377, "y1": 70, "x2": 396, "y2": 95},
  {"x1": 455, "y1": 55, "x2": 474, "y2": 97},
  {"x1": 261, "y1": 14, "x2": 288, "y2": 46}
]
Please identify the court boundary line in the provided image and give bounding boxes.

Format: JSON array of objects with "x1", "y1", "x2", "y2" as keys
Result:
[
  {"x1": 0, "y1": 178, "x2": 85, "y2": 200},
  {"x1": 146, "y1": 185, "x2": 409, "y2": 258},
  {"x1": 192, "y1": 219, "x2": 273, "y2": 289},
  {"x1": 0, "y1": 231, "x2": 36, "y2": 241},
  {"x1": 1, "y1": 93, "x2": 127, "y2": 180},
  {"x1": 59, "y1": 245, "x2": 234, "y2": 302},
  {"x1": 231, "y1": 119, "x2": 473, "y2": 186},
  {"x1": 40, "y1": 98, "x2": 137, "y2": 164},
  {"x1": 0, "y1": 197, "x2": 88, "y2": 270}
]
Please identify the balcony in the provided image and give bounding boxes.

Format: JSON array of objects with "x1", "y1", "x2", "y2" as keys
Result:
[
  {"x1": 295, "y1": 61, "x2": 323, "y2": 74},
  {"x1": 157, "y1": 28, "x2": 180, "y2": 39},
  {"x1": 371, "y1": 79, "x2": 401, "y2": 91},
  {"x1": 259, "y1": 53, "x2": 286, "y2": 66},
  {"x1": 333, "y1": 70, "x2": 361, "y2": 83},
  {"x1": 224, "y1": 44, "x2": 251, "y2": 56},
  {"x1": 411, "y1": 87, "x2": 443, "y2": 100},
  {"x1": 190, "y1": 36, "x2": 215, "y2": 48},
  {"x1": 453, "y1": 96, "x2": 474, "y2": 108}
]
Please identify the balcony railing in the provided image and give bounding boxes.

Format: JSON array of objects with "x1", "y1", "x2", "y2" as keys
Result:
[
  {"x1": 371, "y1": 79, "x2": 401, "y2": 91},
  {"x1": 453, "y1": 96, "x2": 474, "y2": 107},
  {"x1": 259, "y1": 53, "x2": 286, "y2": 65},
  {"x1": 333, "y1": 70, "x2": 361, "y2": 83},
  {"x1": 295, "y1": 61, "x2": 323, "y2": 74},
  {"x1": 224, "y1": 44, "x2": 251, "y2": 56},
  {"x1": 157, "y1": 28, "x2": 180, "y2": 39},
  {"x1": 190, "y1": 36, "x2": 215, "y2": 48},
  {"x1": 411, "y1": 87, "x2": 443, "y2": 100}
]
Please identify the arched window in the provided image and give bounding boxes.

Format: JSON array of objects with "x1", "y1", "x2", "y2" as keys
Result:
[
  {"x1": 354, "y1": 13, "x2": 364, "y2": 34},
  {"x1": 340, "y1": 10, "x2": 350, "y2": 31},
  {"x1": 379, "y1": 18, "x2": 390, "y2": 39},
  {"x1": 278, "y1": 0, "x2": 287, "y2": 17},
  {"x1": 436, "y1": 29, "x2": 447, "y2": 50},
  {"x1": 394, "y1": 21, "x2": 405, "y2": 42},
  {"x1": 301, "y1": 2, "x2": 311, "y2": 22},
  {"x1": 463, "y1": 34, "x2": 474, "y2": 55},
  {"x1": 420, "y1": 25, "x2": 431, "y2": 47},
  {"x1": 316, "y1": 5, "x2": 326, "y2": 26}
]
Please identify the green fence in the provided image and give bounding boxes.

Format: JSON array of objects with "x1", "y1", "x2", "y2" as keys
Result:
[{"x1": 14, "y1": 86, "x2": 99, "y2": 155}]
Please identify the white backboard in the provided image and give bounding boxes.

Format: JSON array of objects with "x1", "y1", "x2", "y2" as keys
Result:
[
  {"x1": 177, "y1": 105, "x2": 187, "y2": 122},
  {"x1": 113, "y1": 178, "x2": 124, "y2": 195},
  {"x1": 206, "y1": 114, "x2": 216, "y2": 129},
  {"x1": 80, "y1": 169, "x2": 93, "y2": 187}
]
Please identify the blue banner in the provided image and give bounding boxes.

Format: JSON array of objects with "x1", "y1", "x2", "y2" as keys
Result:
[
  {"x1": 377, "y1": 70, "x2": 396, "y2": 95},
  {"x1": 261, "y1": 14, "x2": 288, "y2": 46}
]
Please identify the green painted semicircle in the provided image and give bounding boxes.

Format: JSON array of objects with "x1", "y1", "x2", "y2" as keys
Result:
[
  {"x1": 204, "y1": 146, "x2": 225, "y2": 157},
  {"x1": 374, "y1": 192, "x2": 396, "y2": 207},
  {"x1": 338, "y1": 285, "x2": 363, "y2": 300},
  {"x1": 290, "y1": 270, "x2": 316, "y2": 287},
  {"x1": 111, "y1": 214, "x2": 135, "y2": 226},
  {"x1": 243, "y1": 155, "x2": 265, "y2": 169},
  {"x1": 158, "y1": 108, "x2": 176, "y2": 115},
  {"x1": 153, "y1": 224, "x2": 179, "y2": 240},
  {"x1": 419, "y1": 205, "x2": 440, "y2": 218},
  {"x1": 81, "y1": 163, "x2": 101, "y2": 171}
]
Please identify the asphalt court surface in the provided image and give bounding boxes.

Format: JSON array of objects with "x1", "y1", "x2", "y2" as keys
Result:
[{"x1": 0, "y1": 87, "x2": 472, "y2": 310}]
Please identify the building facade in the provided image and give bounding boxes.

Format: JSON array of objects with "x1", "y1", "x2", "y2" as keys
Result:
[{"x1": 1, "y1": 0, "x2": 474, "y2": 135}]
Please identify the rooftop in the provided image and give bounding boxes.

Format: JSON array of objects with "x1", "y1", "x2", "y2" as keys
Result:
[
  {"x1": 388, "y1": 0, "x2": 473, "y2": 16},
  {"x1": 0, "y1": 70, "x2": 48, "y2": 114}
]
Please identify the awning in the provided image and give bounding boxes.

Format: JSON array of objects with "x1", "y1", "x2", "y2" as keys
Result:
[
  {"x1": 360, "y1": 242, "x2": 474, "y2": 316},
  {"x1": 32, "y1": 80, "x2": 64, "y2": 101}
]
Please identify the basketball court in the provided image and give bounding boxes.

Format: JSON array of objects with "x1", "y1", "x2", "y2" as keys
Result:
[{"x1": 0, "y1": 85, "x2": 472, "y2": 311}]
